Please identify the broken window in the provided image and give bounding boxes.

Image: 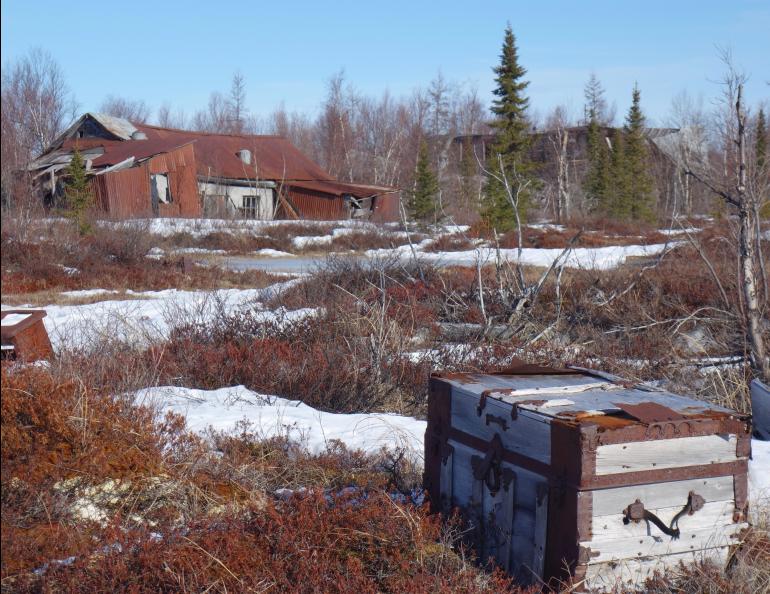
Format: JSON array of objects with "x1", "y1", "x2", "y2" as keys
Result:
[
  {"x1": 239, "y1": 195, "x2": 260, "y2": 219},
  {"x1": 347, "y1": 194, "x2": 374, "y2": 218},
  {"x1": 151, "y1": 174, "x2": 172, "y2": 204}
]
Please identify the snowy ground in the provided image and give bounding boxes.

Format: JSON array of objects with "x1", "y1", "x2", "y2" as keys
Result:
[
  {"x1": 102, "y1": 217, "x2": 398, "y2": 239},
  {"x1": 137, "y1": 385, "x2": 425, "y2": 459},
  {"x1": 97, "y1": 218, "x2": 683, "y2": 273},
  {"x1": 366, "y1": 242, "x2": 674, "y2": 271},
  {"x1": 751, "y1": 439, "x2": 770, "y2": 507},
  {"x1": 138, "y1": 384, "x2": 770, "y2": 506},
  {"x1": 1, "y1": 280, "x2": 313, "y2": 352}
]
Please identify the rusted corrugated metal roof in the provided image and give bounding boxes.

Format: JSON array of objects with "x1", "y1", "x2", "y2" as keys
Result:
[
  {"x1": 89, "y1": 139, "x2": 195, "y2": 168},
  {"x1": 134, "y1": 124, "x2": 335, "y2": 182},
  {"x1": 287, "y1": 179, "x2": 399, "y2": 198}
]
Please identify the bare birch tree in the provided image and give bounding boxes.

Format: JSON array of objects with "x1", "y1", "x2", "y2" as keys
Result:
[
  {"x1": 685, "y1": 52, "x2": 769, "y2": 381},
  {"x1": 99, "y1": 95, "x2": 151, "y2": 123},
  {"x1": 156, "y1": 102, "x2": 188, "y2": 129},
  {"x1": 1, "y1": 47, "x2": 77, "y2": 207},
  {"x1": 546, "y1": 105, "x2": 572, "y2": 222}
]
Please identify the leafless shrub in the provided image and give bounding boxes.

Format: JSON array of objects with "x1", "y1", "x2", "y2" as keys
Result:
[{"x1": 89, "y1": 220, "x2": 155, "y2": 264}]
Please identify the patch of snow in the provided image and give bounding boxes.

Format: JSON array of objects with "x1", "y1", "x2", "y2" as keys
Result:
[
  {"x1": 137, "y1": 385, "x2": 426, "y2": 458},
  {"x1": 291, "y1": 227, "x2": 362, "y2": 249},
  {"x1": 434, "y1": 224, "x2": 470, "y2": 234},
  {"x1": 60, "y1": 289, "x2": 120, "y2": 299},
  {"x1": 146, "y1": 246, "x2": 227, "y2": 258},
  {"x1": 59, "y1": 265, "x2": 80, "y2": 276},
  {"x1": 528, "y1": 223, "x2": 566, "y2": 231},
  {"x1": 170, "y1": 247, "x2": 228, "y2": 256},
  {"x1": 102, "y1": 218, "x2": 383, "y2": 239},
  {"x1": 292, "y1": 235, "x2": 333, "y2": 248},
  {"x1": 658, "y1": 227, "x2": 701, "y2": 236},
  {"x1": 750, "y1": 439, "x2": 770, "y2": 507},
  {"x1": 256, "y1": 248, "x2": 295, "y2": 257},
  {"x1": 365, "y1": 242, "x2": 675, "y2": 271},
  {"x1": 2, "y1": 280, "x2": 311, "y2": 352},
  {"x1": 145, "y1": 247, "x2": 165, "y2": 260}
]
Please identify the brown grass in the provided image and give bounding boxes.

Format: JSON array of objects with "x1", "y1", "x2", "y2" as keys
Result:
[
  {"x1": 1, "y1": 224, "x2": 280, "y2": 296},
  {"x1": 1, "y1": 364, "x2": 529, "y2": 593}
]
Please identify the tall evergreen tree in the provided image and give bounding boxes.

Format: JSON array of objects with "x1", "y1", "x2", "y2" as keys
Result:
[
  {"x1": 623, "y1": 84, "x2": 655, "y2": 222},
  {"x1": 583, "y1": 74, "x2": 612, "y2": 211},
  {"x1": 607, "y1": 128, "x2": 630, "y2": 219},
  {"x1": 756, "y1": 108, "x2": 767, "y2": 173},
  {"x1": 757, "y1": 108, "x2": 769, "y2": 218},
  {"x1": 63, "y1": 149, "x2": 93, "y2": 235},
  {"x1": 409, "y1": 139, "x2": 439, "y2": 221},
  {"x1": 481, "y1": 25, "x2": 534, "y2": 230}
]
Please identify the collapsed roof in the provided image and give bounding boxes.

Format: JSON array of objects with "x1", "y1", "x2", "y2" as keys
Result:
[{"x1": 29, "y1": 113, "x2": 396, "y2": 199}]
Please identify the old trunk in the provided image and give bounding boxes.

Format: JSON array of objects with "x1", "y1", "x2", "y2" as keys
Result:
[{"x1": 424, "y1": 364, "x2": 751, "y2": 592}]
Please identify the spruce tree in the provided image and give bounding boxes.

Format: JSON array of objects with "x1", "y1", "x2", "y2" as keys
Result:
[
  {"x1": 756, "y1": 108, "x2": 767, "y2": 172},
  {"x1": 583, "y1": 74, "x2": 612, "y2": 212},
  {"x1": 757, "y1": 108, "x2": 769, "y2": 218},
  {"x1": 481, "y1": 25, "x2": 534, "y2": 230},
  {"x1": 63, "y1": 149, "x2": 93, "y2": 235},
  {"x1": 409, "y1": 139, "x2": 439, "y2": 222},
  {"x1": 608, "y1": 128, "x2": 630, "y2": 219},
  {"x1": 623, "y1": 84, "x2": 655, "y2": 222}
]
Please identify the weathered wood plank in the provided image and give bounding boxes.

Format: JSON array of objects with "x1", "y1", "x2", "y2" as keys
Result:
[
  {"x1": 448, "y1": 441, "x2": 476, "y2": 508},
  {"x1": 491, "y1": 464, "x2": 516, "y2": 571},
  {"x1": 439, "y1": 445, "x2": 454, "y2": 514},
  {"x1": 533, "y1": 481, "x2": 548, "y2": 579},
  {"x1": 595, "y1": 435, "x2": 739, "y2": 475},
  {"x1": 591, "y1": 500, "x2": 735, "y2": 540},
  {"x1": 591, "y1": 475, "x2": 735, "y2": 516},
  {"x1": 581, "y1": 522, "x2": 746, "y2": 562},
  {"x1": 584, "y1": 546, "x2": 729, "y2": 592}
]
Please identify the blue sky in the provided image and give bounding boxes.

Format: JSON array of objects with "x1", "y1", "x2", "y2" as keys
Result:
[{"x1": 2, "y1": 1, "x2": 768, "y2": 125}]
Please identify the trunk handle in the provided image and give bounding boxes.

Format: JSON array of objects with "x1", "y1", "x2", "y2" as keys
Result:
[{"x1": 623, "y1": 491, "x2": 706, "y2": 539}]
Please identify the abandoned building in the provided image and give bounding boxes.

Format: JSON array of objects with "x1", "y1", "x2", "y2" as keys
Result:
[
  {"x1": 451, "y1": 125, "x2": 686, "y2": 169},
  {"x1": 449, "y1": 125, "x2": 705, "y2": 216},
  {"x1": 26, "y1": 112, "x2": 400, "y2": 221}
]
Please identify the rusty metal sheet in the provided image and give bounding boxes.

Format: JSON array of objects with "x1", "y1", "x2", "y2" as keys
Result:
[
  {"x1": 91, "y1": 139, "x2": 195, "y2": 168},
  {"x1": 89, "y1": 143, "x2": 201, "y2": 219},
  {"x1": 370, "y1": 190, "x2": 400, "y2": 223},
  {"x1": 284, "y1": 186, "x2": 347, "y2": 220},
  {"x1": 612, "y1": 401, "x2": 687, "y2": 424},
  {"x1": 135, "y1": 123, "x2": 335, "y2": 182}
]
